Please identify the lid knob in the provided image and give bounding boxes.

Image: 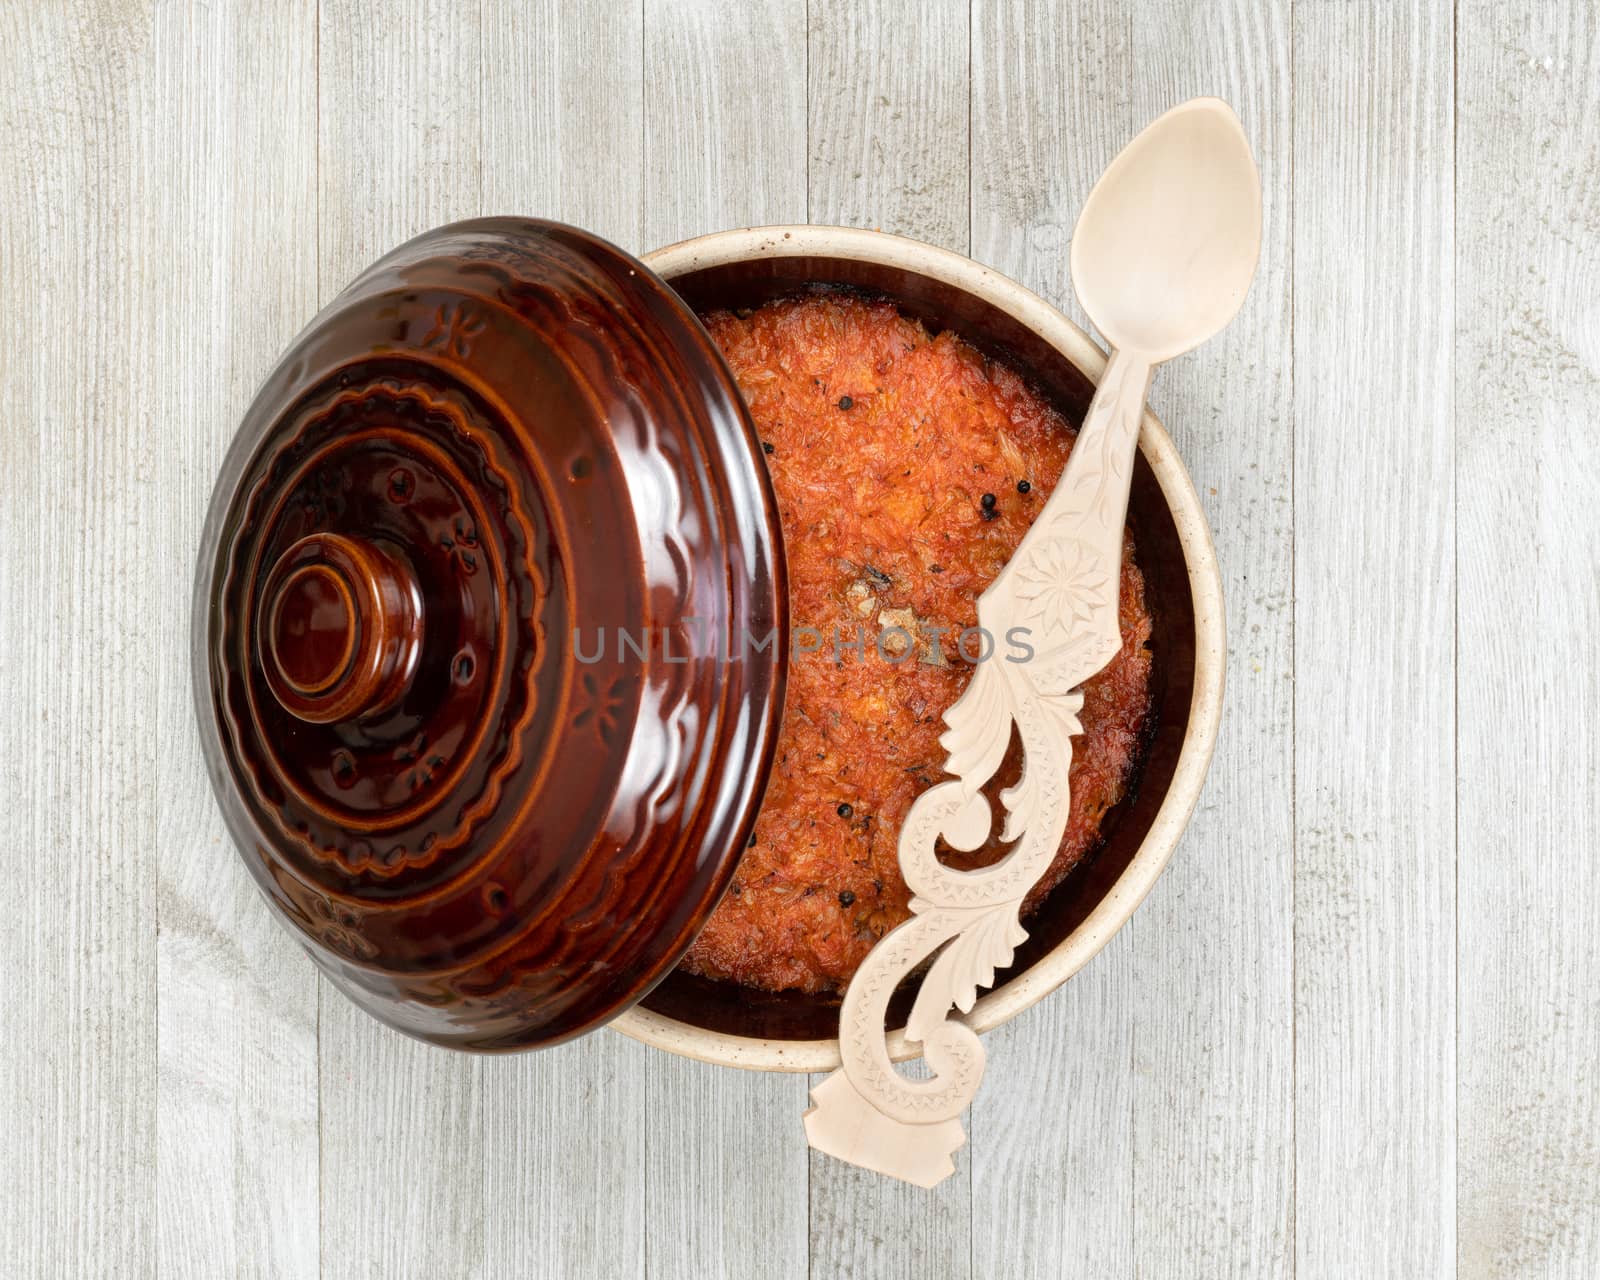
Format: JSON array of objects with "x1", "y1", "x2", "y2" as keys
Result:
[{"x1": 258, "y1": 532, "x2": 423, "y2": 724}]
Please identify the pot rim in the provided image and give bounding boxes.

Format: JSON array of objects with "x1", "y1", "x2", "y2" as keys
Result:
[{"x1": 611, "y1": 224, "x2": 1226, "y2": 1073}]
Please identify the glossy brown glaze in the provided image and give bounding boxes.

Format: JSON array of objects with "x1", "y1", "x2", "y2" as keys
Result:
[
  {"x1": 193, "y1": 219, "x2": 786, "y2": 1050},
  {"x1": 258, "y1": 532, "x2": 423, "y2": 724}
]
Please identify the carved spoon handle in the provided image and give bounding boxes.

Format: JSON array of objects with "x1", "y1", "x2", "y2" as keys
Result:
[
  {"x1": 802, "y1": 346, "x2": 1151, "y2": 1189},
  {"x1": 805, "y1": 96, "x2": 1260, "y2": 1190}
]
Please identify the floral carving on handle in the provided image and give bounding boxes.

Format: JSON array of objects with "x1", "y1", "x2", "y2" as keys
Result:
[{"x1": 804, "y1": 350, "x2": 1153, "y2": 1187}]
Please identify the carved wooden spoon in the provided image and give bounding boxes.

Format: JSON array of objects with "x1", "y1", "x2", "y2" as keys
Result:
[{"x1": 804, "y1": 98, "x2": 1262, "y2": 1187}]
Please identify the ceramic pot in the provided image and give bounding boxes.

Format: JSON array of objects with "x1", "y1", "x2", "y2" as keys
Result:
[
  {"x1": 613, "y1": 226, "x2": 1225, "y2": 1069},
  {"x1": 192, "y1": 218, "x2": 1223, "y2": 1062}
]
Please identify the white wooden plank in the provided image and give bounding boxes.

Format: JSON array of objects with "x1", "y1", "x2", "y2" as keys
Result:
[
  {"x1": 1456, "y1": 5, "x2": 1600, "y2": 1275},
  {"x1": 26, "y1": 0, "x2": 1600, "y2": 1269},
  {"x1": 644, "y1": 0, "x2": 808, "y2": 246},
  {"x1": 317, "y1": 0, "x2": 487, "y2": 279},
  {"x1": 477, "y1": 4, "x2": 651, "y2": 1276},
  {"x1": 477, "y1": 1035, "x2": 651, "y2": 1278},
  {"x1": 149, "y1": 3, "x2": 322, "y2": 1278},
  {"x1": 808, "y1": 0, "x2": 970, "y2": 254},
  {"x1": 481, "y1": 0, "x2": 644, "y2": 248},
  {"x1": 1122, "y1": 2, "x2": 1297, "y2": 1275},
  {"x1": 967, "y1": 965, "x2": 1139, "y2": 1279},
  {"x1": 644, "y1": 1052, "x2": 811, "y2": 1280},
  {"x1": 315, "y1": 5, "x2": 490, "y2": 1277},
  {"x1": 0, "y1": 3, "x2": 158, "y2": 1274},
  {"x1": 971, "y1": 0, "x2": 1134, "y2": 333},
  {"x1": 319, "y1": 999, "x2": 486, "y2": 1280},
  {"x1": 805, "y1": 2, "x2": 973, "y2": 1274},
  {"x1": 1293, "y1": 3, "x2": 1456, "y2": 1275},
  {"x1": 967, "y1": 4, "x2": 1141, "y2": 1274},
  {"x1": 642, "y1": 3, "x2": 813, "y2": 1276}
]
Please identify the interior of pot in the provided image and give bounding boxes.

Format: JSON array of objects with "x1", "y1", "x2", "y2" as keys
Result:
[{"x1": 629, "y1": 245, "x2": 1200, "y2": 1045}]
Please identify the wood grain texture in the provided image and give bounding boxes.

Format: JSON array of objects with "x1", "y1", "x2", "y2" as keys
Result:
[
  {"x1": 149, "y1": 3, "x2": 322, "y2": 1278},
  {"x1": 808, "y1": 0, "x2": 971, "y2": 254},
  {"x1": 0, "y1": 3, "x2": 158, "y2": 1275},
  {"x1": 316, "y1": 0, "x2": 486, "y2": 280},
  {"x1": 968, "y1": 4, "x2": 1140, "y2": 1274},
  {"x1": 644, "y1": 0, "x2": 808, "y2": 246},
  {"x1": 1125, "y1": 3, "x2": 1296, "y2": 1275},
  {"x1": 478, "y1": 1036, "x2": 649, "y2": 1278},
  {"x1": 1293, "y1": 2, "x2": 1457, "y2": 1276},
  {"x1": 481, "y1": 0, "x2": 644, "y2": 247},
  {"x1": 805, "y1": 3, "x2": 971, "y2": 1275},
  {"x1": 645, "y1": 1053, "x2": 809, "y2": 1280},
  {"x1": 9, "y1": 0, "x2": 1600, "y2": 1274},
  {"x1": 315, "y1": 4, "x2": 490, "y2": 1278},
  {"x1": 1455, "y1": 5, "x2": 1600, "y2": 1276}
]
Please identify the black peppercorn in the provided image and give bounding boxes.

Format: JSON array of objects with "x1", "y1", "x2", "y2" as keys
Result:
[
  {"x1": 836, "y1": 802, "x2": 853, "y2": 819},
  {"x1": 1017, "y1": 479, "x2": 1031, "y2": 494},
  {"x1": 838, "y1": 889, "x2": 855, "y2": 907},
  {"x1": 762, "y1": 440, "x2": 775, "y2": 454},
  {"x1": 837, "y1": 395, "x2": 854, "y2": 410},
  {"x1": 980, "y1": 492, "x2": 996, "y2": 509}
]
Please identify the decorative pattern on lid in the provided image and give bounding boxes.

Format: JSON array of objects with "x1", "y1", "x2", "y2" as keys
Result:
[
  {"x1": 221, "y1": 377, "x2": 542, "y2": 883},
  {"x1": 193, "y1": 219, "x2": 786, "y2": 1050}
]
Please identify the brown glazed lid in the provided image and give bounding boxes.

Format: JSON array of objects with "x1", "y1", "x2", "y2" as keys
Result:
[{"x1": 193, "y1": 218, "x2": 786, "y2": 1050}]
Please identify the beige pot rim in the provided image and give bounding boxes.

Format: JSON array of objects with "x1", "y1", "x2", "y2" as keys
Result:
[{"x1": 610, "y1": 224, "x2": 1226, "y2": 1073}]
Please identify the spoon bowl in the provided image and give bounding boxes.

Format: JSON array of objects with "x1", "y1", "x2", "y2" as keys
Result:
[{"x1": 1070, "y1": 97, "x2": 1262, "y2": 362}]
